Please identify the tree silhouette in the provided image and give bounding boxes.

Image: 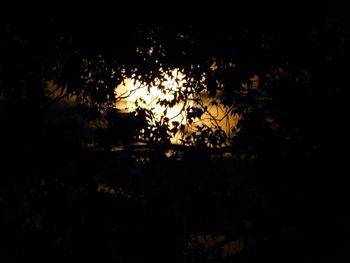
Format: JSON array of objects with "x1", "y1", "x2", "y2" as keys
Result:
[{"x1": 1, "y1": 6, "x2": 348, "y2": 263}]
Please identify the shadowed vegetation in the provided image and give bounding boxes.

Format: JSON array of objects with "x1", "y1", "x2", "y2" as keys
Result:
[{"x1": 0, "y1": 5, "x2": 348, "y2": 263}]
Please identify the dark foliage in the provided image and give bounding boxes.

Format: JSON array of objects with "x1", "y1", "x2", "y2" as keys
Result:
[{"x1": 1, "y1": 4, "x2": 348, "y2": 263}]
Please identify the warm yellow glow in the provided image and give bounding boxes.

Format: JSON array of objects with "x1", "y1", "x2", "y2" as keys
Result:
[
  {"x1": 46, "y1": 80, "x2": 77, "y2": 104},
  {"x1": 115, "y1": 69, "x2": 240, "y2": 146},
  {"x1": 116, "y1": 70, "x2": 188, "y2": 121},
  {"x1": 46, "y1": 69, "x2": 241, "y2": 147}
]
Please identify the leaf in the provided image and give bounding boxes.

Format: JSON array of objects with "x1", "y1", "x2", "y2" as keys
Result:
[
  {"x1": 172, "y1": 121, "x2": 180, "y2": 127},
  {"x1": 170, "y1": 127, "x2": 178, "y2": 136}
]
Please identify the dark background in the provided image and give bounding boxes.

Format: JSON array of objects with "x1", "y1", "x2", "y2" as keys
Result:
[{"x1": 1, "y1": 2, "x2": 348, "y2": 262}]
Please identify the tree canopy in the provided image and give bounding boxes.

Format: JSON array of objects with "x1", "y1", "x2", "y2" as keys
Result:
[{"x1": 4, "y1": 9, "x2": 345, "y2": 155}]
